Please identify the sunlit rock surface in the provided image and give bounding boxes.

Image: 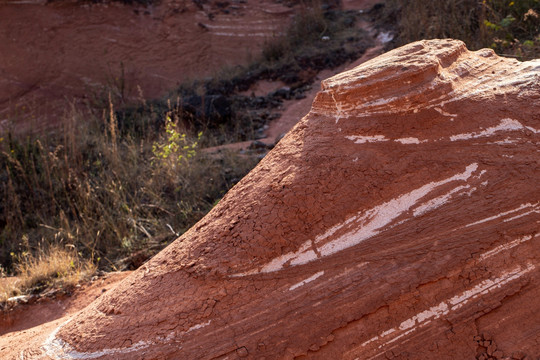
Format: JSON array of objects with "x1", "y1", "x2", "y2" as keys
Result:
[{"x1": 34, "y1": 39, "x2": 540, "y2": 359}]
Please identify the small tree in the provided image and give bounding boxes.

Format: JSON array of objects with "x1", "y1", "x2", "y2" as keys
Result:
[{"x1": 152, "y1": 113, "x2": 202, "y2": 170}]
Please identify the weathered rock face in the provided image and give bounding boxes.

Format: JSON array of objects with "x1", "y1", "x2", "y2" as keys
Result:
[{"x1": 41, "y1": 39, "x2": 539, "y2": 359}]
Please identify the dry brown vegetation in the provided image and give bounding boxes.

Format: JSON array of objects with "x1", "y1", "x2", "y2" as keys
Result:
[
  {"x1": 0, "y1": 105, "x2": 258, "y2": 271},
  {"x1": 1, "y1": 245, "x2": 95, "y2": 303}
]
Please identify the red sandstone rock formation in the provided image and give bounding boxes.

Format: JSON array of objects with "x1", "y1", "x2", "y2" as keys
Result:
[{"x1": 23, "y1": 39, "x2": 540, "y2": 359}]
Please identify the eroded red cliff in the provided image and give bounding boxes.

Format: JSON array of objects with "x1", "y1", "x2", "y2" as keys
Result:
[{"x1": 17, "y1": 39, "x2": 540, "y2": 359}]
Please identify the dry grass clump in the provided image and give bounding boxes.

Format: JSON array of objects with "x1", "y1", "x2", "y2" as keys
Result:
[
  {"x1": 14, "y1": 245, "x2": 96, "y2": 292},
  {"x1": 0, "y1": 277, "x2": 19, "y2": 303},
  {"x1": 0, "y1": 245, "x2": 95, "y2": 304}
]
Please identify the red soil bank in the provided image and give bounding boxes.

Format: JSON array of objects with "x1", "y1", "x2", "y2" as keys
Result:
[
  {"x1": 0, "y1": 0, "x2": 294, "y2": 132},
  {"x1": 8, "y1": 39, "x2": 540, "y2": 359}
]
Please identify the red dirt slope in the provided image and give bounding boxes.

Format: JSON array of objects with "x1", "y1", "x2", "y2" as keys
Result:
[
  {"x1": 0, "y1": 272, "x2": 130, "y2": 337},
  {"x1": 5, "y1": 39, "x2": 540, "y2": 359},
  {"x1": 0, "y1": 0, "x2": 294, "y2": 132}
]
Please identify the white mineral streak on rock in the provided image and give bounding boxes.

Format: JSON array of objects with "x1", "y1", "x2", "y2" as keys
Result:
[
  {"x1": 289, "y1": 249, "x2": 318, "y2": 266},
  {"x1": 479, "y1": 235, "x2": 536, "y2": 261},
  {"x1": 491, "y1": 138, "x2": 519, "y2": 145},
  {"x1": 474, "y1": 170, "x2": 487, "y2": 179},
  {"x1": 347, "y1": 118, "x2": 537, "y2": 146},
  {"x1": 258, "y1": 252, "x2": 298, "y2": 273},
  {"x1": 465, "y1": 203, "x2": 538, "y2": 228},
  {"x1": 450, "y1": 118, "x2": 538, "y2": 141},
  {"x1": 449, "y1": 264, "x2": 535, "y2": 310},
  {"x1": 503, "y1": 206, "x2": 540, "y2": 223},
  {"x1": 363, "y1": 96, "x2": 398, "y2": 107},
  {"x1": 43, "y1": 318, "x2": 73, "y2": 358},
  {"x1": 381, "y1": 329, "x2": 396, "y2": 337},
  {"x1": 234, "y1": 163, "x2": 479, "y2": 276},
  {"x1": 393, "y1": 302, "x2": 449, "y2": 335},
  {"x1": 524, "y1": 124, "x2": 540, "y2": 133},
  {"x1": 331, "y1": 90, "x2": 347, "y2": 124},
  {"x1": 317, "y1": 163, "x2": 478, "y2": 257},
  {"x1": 345, "y1": 135, "x2": 388, "y2": 144},
  {"x1": 379, "y1": 328, "x2": 416, "y2": 348},
  {"x1": 315, "y1": 215, "x2": 359, "y2": 243},
  {"x1": 360, "y1": 335, "x2": 380, "y2": 348},
  {"x1": 361, "y1": 264, "x2": 535, "y2": 354},
  {"x1": 43, "y1": 317, "x2": 212, "y2": 359},
  {"x1": 434, "y1": 107, "x2": 457, "y2": 118},
  {"x1": 43, "y1": 318, "x2": 151, "y2": 360},
  {"x1": 289, "y1": 271, "x2": 325, "y2": 291},
  {"x1": 395, "y1": 137, "x2": 425, "y2": 144},
  {"x1": 398, "y1": 318, "x2": 415, "y2": 331},
  {"x1": 413, "y1": 184, "x2": 472, "y2": 217},
  {"x1": 187, "y1": 320, "x2": 212, "y2": 333}
]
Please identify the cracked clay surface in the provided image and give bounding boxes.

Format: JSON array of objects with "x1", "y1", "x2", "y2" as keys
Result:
[{"x1": 4, "y1": 39, "x2": 540, "y2": 359}]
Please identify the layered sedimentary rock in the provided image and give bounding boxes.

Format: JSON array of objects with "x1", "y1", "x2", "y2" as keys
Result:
[{"x1": 39, "y1": 39, "x2": 539, "y2": 359}]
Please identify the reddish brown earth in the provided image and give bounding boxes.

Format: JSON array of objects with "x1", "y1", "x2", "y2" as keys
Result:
[
  {"x1": 0, "y1": 272, "x2": 130, "y2": 352},
  {"x1": 0, "y1": 0, "x2": 296, "y2": 132},
  {"x1": 2, "y1": 39, "x2": 540, "y2": 359}
]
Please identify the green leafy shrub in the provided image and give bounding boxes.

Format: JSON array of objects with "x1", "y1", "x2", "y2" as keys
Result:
[
  {"x1": 483, "y1": 0, "x2": 540, "y2": 58},
  {"x1": 152, "y1": 113, "x2": 202, "y2": 167},
  {"x1": 383, "y1": 0, "x2": 540, "y2": 60}
]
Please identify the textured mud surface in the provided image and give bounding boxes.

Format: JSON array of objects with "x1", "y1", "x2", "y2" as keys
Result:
[
  {"x1": 3, "y1": 39, "x2": 540, "y2": 359},
  {"x1": 0, "y1": 272, "x2": 130, "y2": 356}
]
